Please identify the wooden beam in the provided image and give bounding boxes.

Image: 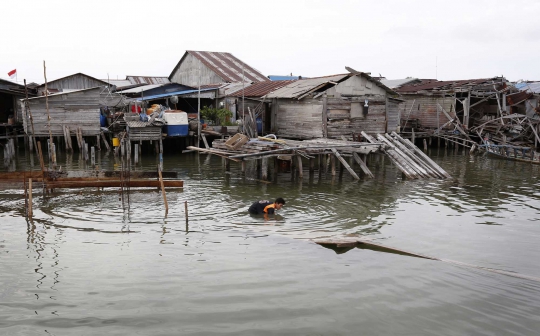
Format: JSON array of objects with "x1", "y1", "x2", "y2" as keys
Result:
[
  {"x1": 352, "y1": 152, "x2": 374, "y2": 178},
  {"x1": 44, "y1": 179, "x2": 184, "y2": 189},
  {"x1": 331, "y1": 148, "x2": 359, "y2": 180}
]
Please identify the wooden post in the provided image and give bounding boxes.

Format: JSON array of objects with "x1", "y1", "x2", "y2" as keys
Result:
[
  {"x1": 297, "y1": 155, "x2": 303, "y2": 178},
  {"x1": 184, "y1": 201, "x2": 189, "y2": 224},
  {"x1": 423, "y1": 139, "x2": 427, "y2": 151},
  {"x1": 28, "y1": 178, "x2": 33, "y2": 218},
  {"x1": 273, "y1": 157, "x2": 279, "y2": 182},
  {"x1": 84, "y1": 143, "x2": 89, "y2": 161},
  {"x1": 96, "y1": 135, "x2": 101, "y2": 151},
  {"x1": 158, "y1": 168, "x2": 168, "y2": 216},
  {"x1": 411, "y1": 128, "x2": 415, "y2": 144},
  {"x1": 134, "y1": 144, "x2": 139, "y2": 164},
  {"x1": 100, "y1": 132, "x2": 110, "y2": 151},
  {"x1": 225, "y1": 159, "x2": 230, "y2": 171},
  {"x1": 261, "y1": 157, "x2": 268, "y2": 180},
  {"x1": 241, "y1": 161, "x2": 246, "y2": 175},
  {"x1": 91, "y1": 146, "x2": 95, "y2": 166},
  {"x1": 331, "y1": 154, "x2": 336, "y2": 176},
  {"x1": 309, "y1": 157, "x2": 314, "y2": 176}
]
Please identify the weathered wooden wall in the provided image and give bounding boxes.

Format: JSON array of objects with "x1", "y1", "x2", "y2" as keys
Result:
[
  {"x1": 326, "y1": 97, "x2": 388, "y2": 138},
  {"x1": 21, "y1": 88, "x2": 123, "y2": 136},
  {"x1": 399, "y1": 95, "x2": 455, "y2": 129},
  {"x1": 275, "y1": 98, "x2": 324, "y2": 139},
  {"x1": 329, "y1": 75, "x2": 388, "y2": 98},
  {"x1": 170, "y1": 53, "x2": 225, "y2": 87},
  {"x1": 386, "y1": 98, "x2": 400, "y2": 133},
  {"x1": 37, "y1": 74, "x2": 107, "y2": 95}
]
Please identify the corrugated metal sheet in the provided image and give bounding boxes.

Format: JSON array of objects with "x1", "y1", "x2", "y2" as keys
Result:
[
  {"x1": 170, "y1": 51, "x2": 269, "y2": 85},
  {"x1": 267, "y1": 74, "x2": 350, "y2": 99},
  {"x1": 228, "y1": 80, "x2": 297, "y2": 97},
  {"x1": 118, "y1": 84, "x2": 162, "y2": 93},
  {"x1": 507, "y1": 91, "x2": 533, "y2": 106},
  {"x1": 126, "y1": 76, "x2": 170, "y2": 85},
  {"x1": 379, "y1": 78, "x2": 420, "y2": 89},
  {"x1": 268, "y1": 75, "x2": 302, "y2": 81},
  {"x1": 515, "y1": 82, "x2": 540, "y2": 93},
  {"x1": 135, "y1": 88, "x2": 217, "y2": 101},
  {"x1": 397, "y1": 77, "x2": 503, "y2": 93}
]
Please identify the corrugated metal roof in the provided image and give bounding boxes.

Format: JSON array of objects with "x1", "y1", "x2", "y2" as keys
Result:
[
  {"x1": 126, "y1": 76, "x2": 170, "y2": 85},
  {"x1": 228, "y1": 80, "x2": 297, "y2": 97},
  {"x1": 396, "y1": 77, "x2": 504, "y2": 93},
  {"x1": 184, "y1": 51, "x2": 269, "y2": 83},
  {"x1": 516, "y1": 82, "x2": 540, "y2": 93},
  {"x1": 118, "y1": 84, "x2": 162, "y2": 93},
  {"x1": 266, "y1": 74, "x2": 350, "y2": 98},
  {"x1": 268, "y1": 75, "x2": 302, "y2": 81},
  {"x1": 379, "y1": 78, "x2": 420, "y2": 89},
  {"x1": 136, "y1": 88, "x2": 217, "y2": 101},
  {"x1": 101, "y1": 79, "x2": 132, "y2": 88},
  {"x1": 36, "y1": 73, "x2": 109, "y2": 88}
]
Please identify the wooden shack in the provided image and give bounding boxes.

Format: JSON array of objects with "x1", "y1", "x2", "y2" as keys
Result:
[
  {"x1": 265, "y1": 70, "x2": 399, "y2": 139},
  {"x1": 21, "y1": 86, "x2": 125, "y2": 137},
  {"x1": 394, "y1": 77, "x2": 508, "y2": 132},
  {"x1": 168, "y1": 50, "x2": 269, "y2": 87}
]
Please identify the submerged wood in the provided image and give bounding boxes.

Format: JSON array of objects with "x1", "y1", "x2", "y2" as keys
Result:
[{"x1": 0, "y1": 171, "x2": 178, "y2": 181}]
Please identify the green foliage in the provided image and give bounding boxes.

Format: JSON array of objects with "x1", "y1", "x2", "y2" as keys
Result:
[{"x1": 200, "y1": 106, "x2": 233, "y2": 125}]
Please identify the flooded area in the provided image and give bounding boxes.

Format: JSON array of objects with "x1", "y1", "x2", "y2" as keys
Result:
[{"x1": 1, "y1": 147, "x2": 540, "y2": 335}]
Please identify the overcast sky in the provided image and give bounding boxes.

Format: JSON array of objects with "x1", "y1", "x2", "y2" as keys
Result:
[{"x1": 1, "y1": 0, "x2": 539, "y2": 84}]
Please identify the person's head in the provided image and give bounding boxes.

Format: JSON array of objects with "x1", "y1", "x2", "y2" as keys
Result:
[{"x1": 274, "y1": 197, "x2": 285, "y2": 210}]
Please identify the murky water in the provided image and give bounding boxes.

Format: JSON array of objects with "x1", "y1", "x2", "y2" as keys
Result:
[{"x1": 1, "y1": 145, "x2": 540, "y2": 335}]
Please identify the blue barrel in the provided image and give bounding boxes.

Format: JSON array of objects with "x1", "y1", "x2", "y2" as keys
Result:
[
  {"x1": 100, "y1": 115, "x2": 107, "y2": 127},
  {"x1": 256, "y1": 118, "x2": 263, "y2": 134}
]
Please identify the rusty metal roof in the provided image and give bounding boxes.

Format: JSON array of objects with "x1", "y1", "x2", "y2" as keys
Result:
[
  {"x1": 228, "y1": 80, "x2": 297, "y2": 97},
  {"x1": 170, "y1": 51, "x2": 269, "y2": 84},
  {"x1": 396, "y1": 77, "x2": 504, "y2": 93},
  {"x1": 126, "y1": 76, "x2": 170, "y2": 85}
]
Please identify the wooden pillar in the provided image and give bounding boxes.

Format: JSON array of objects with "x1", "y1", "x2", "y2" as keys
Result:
[
  {"x1": 297, "y1": 155, "x2": 303, "y2": 178},
  {"x1": 423, "y1": 139, "x2": 427, "y2": 151},
  {"x1": 273, "y1": 157, "x2": 279, "y2": 182},
  {"x1": 331, "y1": 154, "x2": 336, "y2": 176},
  {"x1": 241, "y1": 161, "x2": 246, "y2": 175},
  {"x1": 309, "y1": 157, "x2": 315, "y2": 176},
  {"x1": 134, "y1": 144, "x2": 139, "y2": 164},
  {"x1": 262, "y1": 157, "x2": 268, "y2": 180},
  {"x1": 225, "y1": 159, "x2": 230, "y2": 171}
]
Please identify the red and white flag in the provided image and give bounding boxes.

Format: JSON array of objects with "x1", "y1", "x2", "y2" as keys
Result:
[{"x1": 8, "y1": 69, "x2": 16, "y2": 79}]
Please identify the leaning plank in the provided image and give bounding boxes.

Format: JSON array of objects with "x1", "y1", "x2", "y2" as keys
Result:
[
  {"x1": 391, "y1": 132, "x2": 452, "y2": 179},
  {"x1": 377, "y1": 134, "x2": 431, "y2": 178},
  {"x1": 383, "y1": 134, "x2": 443, "y2": 178},
  {"x1": 352, "y1": 152, "x2": 374, "y2": 178},
  {"x1": 331, "y1": 148, "x2": 359, "y2": 180},
  {"x1": 361, "y1": 131, "x2": 417, "y2": 179}
]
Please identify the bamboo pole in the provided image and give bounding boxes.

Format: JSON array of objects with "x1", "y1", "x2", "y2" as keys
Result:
[{"x1": 43, "y1": 61, "x2": 55, "y2": 167}]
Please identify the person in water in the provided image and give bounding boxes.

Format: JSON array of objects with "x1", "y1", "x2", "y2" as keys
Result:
[{"x1": 248, "y1": 198, "x2": 285, "y2": 219}]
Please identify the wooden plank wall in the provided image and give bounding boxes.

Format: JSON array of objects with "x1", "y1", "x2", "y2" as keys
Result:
[
  {"x1": 326, "y1": 97, "x2": 387, "y2": 138},
  {"x1": 399, "y1": 95, "x2": 454, "y2": 129},
  {"x1": 21, "y1": 88, "x2": 121, "y2": 136},
  {"x1": 275, "y1": 98, "x2": 324, "y2": 139},
  {"x1": 386, "y1": 99, "x2": 400, "y2": 133}
]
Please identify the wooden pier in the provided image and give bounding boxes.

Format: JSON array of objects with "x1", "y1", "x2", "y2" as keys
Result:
[{"x1": 187, "y1": 133, "x2": 451, "y2": 181}]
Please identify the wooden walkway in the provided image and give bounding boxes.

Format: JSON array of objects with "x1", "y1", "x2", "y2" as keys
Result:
[{"x1": 187, "y1": 133, "x2": 451, "y2": 181}]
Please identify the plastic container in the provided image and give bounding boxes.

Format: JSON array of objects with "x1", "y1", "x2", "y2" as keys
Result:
[
  {"x1": 100, "y1": 115, "x2": 107, "y2": 127},
  {"x1": 163, "y1": 111, "x2": 189, "y2": 136},
  {"x1": 112, "y1": 137, "x2": 120, "y2": 147}
]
